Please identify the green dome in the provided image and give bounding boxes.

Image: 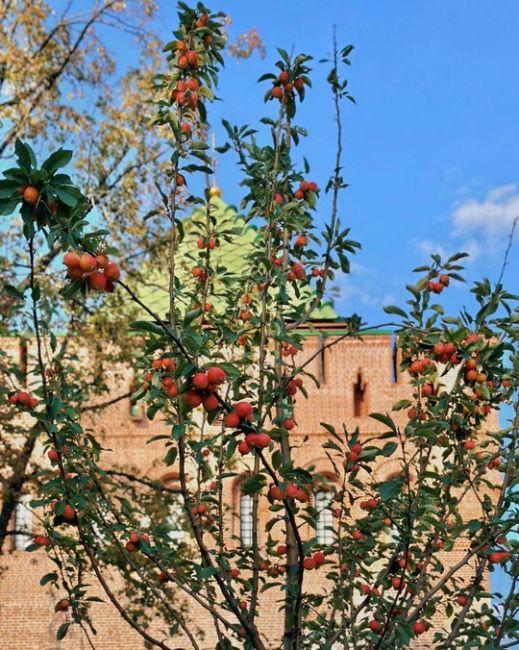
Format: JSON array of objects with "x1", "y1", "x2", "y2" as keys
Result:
[{"x1": 138, "y1": 196, "x2": 337, "y2": 321}]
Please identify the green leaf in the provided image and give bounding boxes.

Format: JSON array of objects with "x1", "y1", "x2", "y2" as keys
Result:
[
  {"x1": 200, "y1": 566, "x2": 217, "y2": 580},
  {"x1": 40, "y1": 572, "x2": 58, "y2": 586},
  {"x1": 164, "y1": 447, "x2": 178, "y2": 466},
  {"x1": 241, "y1": 474, "x2": 266, "y2": 496},
  {"x1": 51, "y1": 395, "x2": 62, "y2": 417},
  {"x1": 56, "y1": 622, "x2": 70, "y2": 641},
  {"x1": 130, "y1": 320, "x2": 165, "y2": 335},
  {"x1": 381, "y1": 442, "x2": 398, "y2": 457},
  {"x1": 24, "y1": 543, "x2": 40, "y2": 552},
  {"x1": 395, "y1": 622, "x2": 412, "y2": 646},
  {"x1": 392, "y1": 399, "x2": 412, "y2": 411},
  {"x1": 172, "y1": 424, "x2": 186, "y2": 440},
  {"x1": 370, "y1": 412, "x2": 397, "y2": 432},
  {"x1": 379, "y1": 478, "x2": 402, "y2": 501},
  {"x1": 53, "y1": 186, "x2": 78, "y2": 207},
  {"x1": 0, "y1": 179, "x2": 22, "y2": 198},
  {"x1": 0, "y1": 199, "x2": 20, "y2": 215},
  {"x1": 215, "y1": 143, "x2": 230, "y2": 154},
  {"x1": 146, "y1": 434, "x2": 170, "y2": 444},
  {"x1": 320, "y1": 423, "x2": 337, "y2": 435},
  {"x1": 276, "y1": 47, "x2": 290, "y2": 63},
  {"x1": 446, "y1": 251, "x2": 469, "y2": 263},
  {"x1": 4, "y1": 284, "x2": 24, "y2": 301},
  {"x1": 42, "y1": 149, "x2": 73, "y2": 175},
  {"x1": 139, "y1": 539, "x2": 152, "y2": 555},
  {"x1": 468, "y1": 519, "x2": 482, "y2": 534},
  {"x1": 323, "y1": 440, "x2": 342, "y2": 453},
  {"x1": 146, "y1": 402, "x2": 162, "y2": 420},
  {"x1": 198, "y1": 86, "x2": 214, "y2": 101},
  {"x1": 15, "y1": 139, "x2": 36, "y2": 169},
  {"x1": 383, "y1": 305, "x2": 408, "y2": 318}
]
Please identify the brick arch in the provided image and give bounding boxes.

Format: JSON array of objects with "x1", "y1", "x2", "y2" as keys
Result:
[
  {"x1": 371, "y1": 458, "x2": 403, "y2": 483},
  {"x1": 303, "y1": 456, "x2": 339, "y2": 482},
  {"x1": 159, "y1": 470, "x2": 197, "y2": 486},
  {"x1": 312, "y1": 472, "x2": 339, "y2": 500},
  {"x1": 372, "y1": 457, "x2": 415, "y2": 486},
  {"x1": 298, "y1": 460, "x2": 338, "y2": 506}
]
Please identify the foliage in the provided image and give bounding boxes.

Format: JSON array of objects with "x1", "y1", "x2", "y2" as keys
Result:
[{"x1": 0, "y1": 2, "x2": 518, "y2": 650}]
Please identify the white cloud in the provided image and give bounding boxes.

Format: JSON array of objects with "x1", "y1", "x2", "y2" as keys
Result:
[
  {"x1": 338, "y1": 283, "x2": 380, "y2": 307},
  {"x1": 381, "y1": 293, "x2": 396, "y2": 307},
  {"x1": 350, "y1": 261, "x2": 376, "y2": 277},
  {"x1": 415, "y1": 237, "x2": 482, "y2": 263},
  {"x1": 451, "y1": 184, "x2": 519, "y2": 241},
  {"x1": 416, "y1": 184, "x2": 519, "y2": 263},
  {"x1": 416, "y1": 239, "x2": 449, "y2": 259},
  {"x1": 329, "y1": 261, "x2": 397, "y2": 313}
]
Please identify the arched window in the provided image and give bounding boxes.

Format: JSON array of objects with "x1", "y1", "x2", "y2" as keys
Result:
[
  {"x1": 14, "y1": 494, "x2": 33, "y2": 550},
  {"x1": 315, "y1": 490, "x2": 334, "y2": 544},
  {"x1": 240, "y1": 493, "x2": 253, "y2": 547},
  {"x1": 167, "y1": 493, "x2": 186, "y2": 542},
  {"x1": 162, "y1": 475, "x2": 186, "y2": 542},
  {"x1": 390, "y1": 523, "x2": 401, "y2": 545}
]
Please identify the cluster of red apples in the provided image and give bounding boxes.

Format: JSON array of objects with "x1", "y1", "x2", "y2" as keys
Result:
[
  {"x1": 184, "y1": 366, "x2": 227, "y2": 410},
  {"x1": 270, "y1": 70, "x2": 305, "y2": 101},
  {"x1": 426, "y1": 273, "x2": 450, "y2": 294},
  {"x1": 293, "y1": 179, "x2": 318, "y2": 200},
  {"x1": 170, "y1": 12, "x2": 213, "y2": 134},
  {"x1": 51, "y1": 499, "x2": 76, "y2": 522},
  {"x1": 142, "y1": 356, "x2": 177, "y2": 397},
  {"x1": 126, "y1": 530, "x2": 150, "y2": 552},
  {"x1": 369, "y1": 619, "x2": 428, "y2": 637},
  {"x1": 63, "y1": 251, "x2": 120, "y2": 292},
  {"x1": 271, "y1": 255, "x2": 310, "y2": 283},
  {"x1": 345, "y1": 441, "x2": 363, "y2": 473},
  {"x1": 8, "y1": 390, "x2": 38, "y2": 409},
  {"x1": 171, "y1": 77, "x2": 200, "y2": 110},
  {"x1": 269, "y1": 483, "x2": 308, "y2": 503}
]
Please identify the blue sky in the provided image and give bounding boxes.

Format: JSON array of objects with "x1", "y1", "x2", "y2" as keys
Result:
[{"x1": 148, "y1": 1, "x2": 519, "y2": 329}]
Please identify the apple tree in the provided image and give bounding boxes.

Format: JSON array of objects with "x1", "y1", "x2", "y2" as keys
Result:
[{"x1": 0, "y1": 2, "x2": 517, "y2": 649}]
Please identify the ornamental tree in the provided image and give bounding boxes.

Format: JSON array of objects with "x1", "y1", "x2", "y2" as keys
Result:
[{"x1": 0, "y1": 3, "x2": 517, "y2": 650}]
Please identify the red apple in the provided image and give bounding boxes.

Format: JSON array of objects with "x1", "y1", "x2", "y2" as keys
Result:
[
  {"x1": 207, "y1": 367, "x2": 226, "y2": 385},
  {"x1": 192, "y1": 372, "x2": 209, "y2": 389}
]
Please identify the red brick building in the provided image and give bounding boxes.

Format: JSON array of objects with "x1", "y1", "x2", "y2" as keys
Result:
[{"x1": 0, "y1": 328, "x2": 499, "y2": 649}]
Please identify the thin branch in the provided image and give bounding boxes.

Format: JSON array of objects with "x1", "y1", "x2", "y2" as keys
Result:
[
  {"x1": 287, "y1": 32, "x2": 348, "y2": 331},
  {"x1": 81, "y1": 391, "x2": 131, "y2": 412},
  {"x1": 496, "y1": 216, "x2": 518, "y2": 286}
]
